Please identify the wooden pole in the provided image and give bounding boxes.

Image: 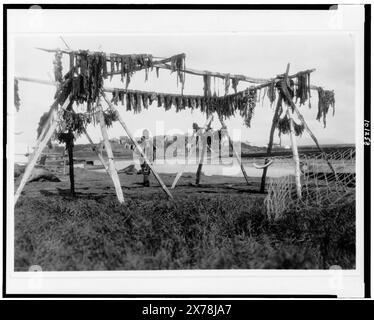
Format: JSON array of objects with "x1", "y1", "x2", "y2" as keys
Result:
[
  {"x1": 278, "y1": 78, "x2": 337, "y2": 176},
  {"x1": 16, "y1": 67, "x2": 319, "y2": 92},
  {"x1": 287, "y1": 110, "x2": 302, "y2": 198},
  {"x1": 218, "y1": 116, "x2": 250, "y2": 185},
  {"x1": 14, "y1": 97, "x2": 71, "y2": 205},
  {"x1": 66, "y1": 130, "x2": 75, "y2": 196},
  {"x1": 97, "y1": 101, "x2": 125, "y2": 203},
  {"x1": 63, "y1": 151, "x2": 66, "y2": 175},
  {"x1": 171, "y1": 115, "x2": 213, "y2": 189},
  {"x1": 259, "y1": 95, "x2": 283, "y2": 193},
  {"x1": 101, "y1": 92, "x2": 174, "y2": 200},
  {"x1": 280, "y1": 63, "x2": 302, "y2": 199},
  {"x1": 195, "y1": 132, "x2": 207, "y2": 185}
]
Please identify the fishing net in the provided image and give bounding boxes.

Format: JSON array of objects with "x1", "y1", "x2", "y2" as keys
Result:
[{"x1": 264, "y1": 147, "x2": 355, "y2": 220}]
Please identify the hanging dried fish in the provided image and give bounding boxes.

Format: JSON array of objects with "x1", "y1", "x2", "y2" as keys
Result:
[
  {"x1": 119, "y1": 91, "x2": 125, "y2": 106},
  {"x1": 170, "y1": 54, "x2": 186, "y2": 91},
  {"x1": 157, "y1": 94, "x2": 164, "y2": 108},
  {"x1": 171, "y1": 96, "x2": 177, "y2": 108},
  {"x1": 296, "y1": 73, "x2": 309, "y2": 105},
  {"x1": 126, "y1": 93, "x2": 131, "y2": 111},
  {"x1": 165, "y1": 95, "x2": 172, "y2": 110},
  {"x1": 317, "y1": 88, "x2": 335, "y2": 127},
  {"x1": 231, "y1": 78, "x2": 239, "y2": 94},
  {"x1": 277, "y1": 115, "x2": 305, "y2": 136},
  {"x1": 102, "y1": 54, "x2": 108, "y2": 79},
  {"x1": 191, "y1": 97, "x2": 197, "y2": 109},
  {"x1": 129, "y1": 92, "x2": 135, "y2": 111},
  {"x1": 141, "y1": 93, "x2": 149, "y2": 109},
  {"x1": 135, "y1": 92, "x2": 142, "y2": 113},
  {"x1": 149, "y1": 92, "x2": 157, "y2": 105},
  {"x1": 224, "y1": 74, "x2": 230, "y2": 96},
  {"x1": 115, "y1": 56, "x2": 120, "y2": 72},
  {"x1": 267, "y1": 81, "x2": 276, "y2": 106},
  {"x1": 112, "y1": 89, "x2": 120, "y2": 105},
  {"x1": 203, "y1": 74, "x2": 212, "y2": 97},
  {"x1": 110, "y1": 54, "x2": 115, "y2": 81},
  {"x1": 69, "y1": 52, "x2": 75, "y2": 73},
  {"x1": 176, "y1": 96, "x2": 182, "y2": 110}
]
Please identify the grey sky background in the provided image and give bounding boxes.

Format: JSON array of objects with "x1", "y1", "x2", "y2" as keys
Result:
[{"x1": 10, "y1": 10, "x2": 358, "y2": 157}]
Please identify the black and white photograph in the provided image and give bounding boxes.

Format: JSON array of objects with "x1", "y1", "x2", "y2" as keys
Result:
[{"x1": 3, "y1": 4, "x2": 369, "y2": 298}]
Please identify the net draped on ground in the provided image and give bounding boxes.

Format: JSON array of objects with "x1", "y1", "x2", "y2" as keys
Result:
[{"x1": 264, "y1": 147, "x2": 356, "y2": 220}]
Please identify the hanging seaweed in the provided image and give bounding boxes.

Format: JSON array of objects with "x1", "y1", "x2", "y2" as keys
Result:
[
  {"x1": 14, "y1": 78, "x2": 21, "y2": 111},
  {"x1": 317, "y1": 87, "x2": 335, "y2": 127}
]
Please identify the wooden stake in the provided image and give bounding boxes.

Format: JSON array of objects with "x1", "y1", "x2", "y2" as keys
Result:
[
  {"x1": 97, "y1": 102, "x2": 125, "y2": 203},
  {"x1": 14, "y1": 97, "x2": 71, "y2": 205},
  {"x1": 287, "y1": 110, "x2": 302, "y2": 198},
  {"x1": 218, "y1": 116, "x2": 250, "y2": 185},
  {"x1": 287, "y1": 101, "x2": 336, "y2": 175},
  {"x1": 101, "y1": 92, "x2": 174, "y2": 200},
  {"x1": 278, "y1": 77, "x2": 337, "y2": 176},
  {"x1": 171, "y1": 115, "x2": 213, "y2": 189},
  {"x1": 195, "y1": 132, "x2": 207, "y2": 185},
  {"x1": 260, "y1": 95, "x2": 283, "y2": 193},
  {"x1": 280, "y1": 63, "x2": 302, "y2": 199}
]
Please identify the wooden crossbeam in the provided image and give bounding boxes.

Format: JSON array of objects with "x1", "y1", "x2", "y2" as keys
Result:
[
  {"x1": 155, "y1": 62, "x2": 269, "y2": 84},
  {"x1": 35, "y1": 47, "x2": 318, "y2": 87}
]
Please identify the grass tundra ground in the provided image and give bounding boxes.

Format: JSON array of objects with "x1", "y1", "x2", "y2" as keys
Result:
[{"x1": 14, "y1": 169, "x2": 355, "y2": 271}]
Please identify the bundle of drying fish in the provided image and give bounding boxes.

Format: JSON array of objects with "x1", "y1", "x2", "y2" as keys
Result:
[
  {"x1": 317, "y1": 88, "x2": 335, "y2": 127},
  {"x1": 110, "y1": 86, "x2": 257, "y2": 126},
  {"x1": 277, "y1": 114, "x2": 305, "y2": 137}
]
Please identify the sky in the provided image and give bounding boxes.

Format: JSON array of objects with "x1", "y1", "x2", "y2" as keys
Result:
[{"x1": 9, "y1": 10, "x2": 358, "y2": 156}]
